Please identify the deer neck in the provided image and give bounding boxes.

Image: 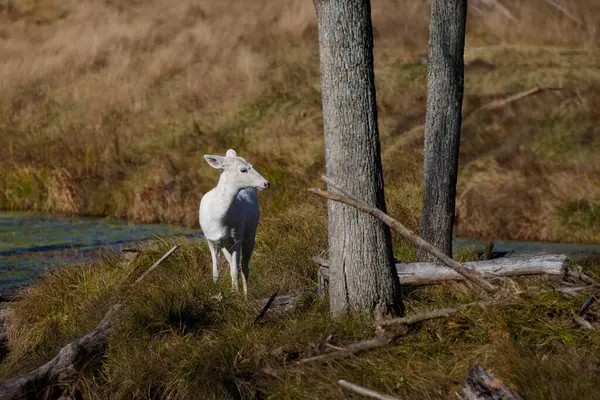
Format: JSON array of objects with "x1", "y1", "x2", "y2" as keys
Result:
[{"x1": 210, "y1": 175, "x2": 242, "y2": 220}]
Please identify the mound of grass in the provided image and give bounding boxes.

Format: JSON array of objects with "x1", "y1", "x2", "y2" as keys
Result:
[{"x1": 2, "y1": 237, "x2": 599, "y2": 399}]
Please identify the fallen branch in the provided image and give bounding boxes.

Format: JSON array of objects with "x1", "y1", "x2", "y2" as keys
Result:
[
  {"x1": 0, "y1": 245, "x2": 181, "y2": 400},
  {"x1": 461, "y1": 365, "x2": 524, "y2": 400},
  {"x1": 471, "y1": 0, "x2": 517, "y2": 22},
  {"x1": 541, "y1": 0, "x2": 583, "y2": 27},
  {"x1": 384, "y1": 87, "x2": 563, "y2": 150},
  {"x1": 338, "y1": 380, "x2": 400, "y2": 400},
  {"x1": 578, "y1": 294, "x2": 598, "y2": 317},
  {"x1": 572, "y1": 293, "x2": 598, "y2": 330},
  {"x1": 380, "y1": 283, "x2": 599, "y2": 328},
  {"x1": 254, "y1": 288, "x2": 279, "y2": 325},
  {"x1": 315, "y1": 254, "x2": 569, "y2": 286},
  {"x1": 558, "y1": 284, "x2": 600, "y2": 298},
  {"x1": 298, "y1": 283, "x2": 597, "y2": 364},
  {"x1": 298, "y1": 334, "x2": 401, "y2": 364},
  {"x1": 309, "y1": 177, "x2": 498, "y2": 294},
  {"x1": 379, "y1": 306, "x2": 467, "y2": 327},
  {"x1": 465, "y1": 87, "x2": 563, "y2": 117},
  {"x1": 573, "y1": 314, "x2": 594, "y2": 330},
  {"x1": 257, "y1": 289, "x2": 319, "y2": 312}
]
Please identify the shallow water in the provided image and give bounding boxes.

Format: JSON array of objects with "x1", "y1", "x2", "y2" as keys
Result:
[
  {"x1": 0, "y1": 212, "x2": 599, "y2": 297},
  {"x1": 0, "y1": 212, "x2": 197, "y2": 295}
]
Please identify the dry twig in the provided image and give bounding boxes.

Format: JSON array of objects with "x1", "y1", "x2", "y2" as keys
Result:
[
  {"x1": 578, "y1": 294, "x2": 598, "y2": 317},
  {"x1": 541, "y1": 0, "x2": 583, "y2": 27},
  {"x1": 338, "y1": 380, "x2": 400, "y2": 400},
  {"x1": 573, "y1": 315, "x2": 594, "y2": 330},
  {"x1": 254, "y1": 287, "x2": 279, "y2": 325},
  {"x1": 385, "y1": 87, "x2": 564, "y2": 151},
  {"x1": 298, "y1": 327, "x2": 405, "y2": 364},
  {"x1": 378, "y1": 306, "x2": 469, "y2": 328}
]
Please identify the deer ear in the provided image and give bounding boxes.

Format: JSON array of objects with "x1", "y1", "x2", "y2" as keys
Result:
[
  {"x1": 225, "y1": 149, "x2": 237, "y2": 158},
  {"x1": 204, "y1": 155, "x2": 225, "y2": 169}
]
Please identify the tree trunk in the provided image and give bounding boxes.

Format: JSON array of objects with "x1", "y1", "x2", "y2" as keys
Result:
[
  {"x1": 313, "y1": 0, "x2": 403, "y2": 317},
  {"x1": 418, "y1": 0, "x2": 468, "y2": 261}
]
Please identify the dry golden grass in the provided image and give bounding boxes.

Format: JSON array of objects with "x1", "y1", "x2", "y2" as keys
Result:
[
  {"x1": 1, "y1": 3, "x2": 600, "y2": 396},
  {"x1": 1, "y1": 0, "x2": 599, "y2": 242}
]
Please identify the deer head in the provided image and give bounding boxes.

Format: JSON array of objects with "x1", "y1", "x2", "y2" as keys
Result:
[{"x1": 203, "y1": 149, "x2": 270, "y2": 191}]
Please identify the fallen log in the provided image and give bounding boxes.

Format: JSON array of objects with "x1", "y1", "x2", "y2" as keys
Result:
[
  {"x1": 461, "y1": 365, "x2": 524, "y2": 400},
  {"x1": 0, "y1": 245, "x2": 181, "y2": 400},
  {"x1": 314, "y1": 254, "x2": 570, "y2": 286}
]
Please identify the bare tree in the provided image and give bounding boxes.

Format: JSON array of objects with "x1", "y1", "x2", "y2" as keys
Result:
[
  {"x1": 313, "y1": 0, "x2": 403, "y2": 317},
  {"x1": 419, "y1": 0, "x2": 468, "y2": 261}
]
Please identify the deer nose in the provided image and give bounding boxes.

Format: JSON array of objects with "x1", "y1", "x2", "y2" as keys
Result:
[{"x1": 264, "y1": 181, "x2": 270, "y2": 189}]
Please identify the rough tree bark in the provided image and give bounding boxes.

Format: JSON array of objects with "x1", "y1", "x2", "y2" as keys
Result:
[
  {"x1": 313, "y1": 0, "x2": 403, "y2": 317},
  {"x1": 418, "y1": 0, "x2": 468, "y2": 261}
]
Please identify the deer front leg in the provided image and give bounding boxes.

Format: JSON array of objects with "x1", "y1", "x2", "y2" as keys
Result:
[
  {"x1": 207, "y1": 241, "x2": 220, "y2": 283},
  {"x1": 229, "y1": 242, "x2": 241, "y2": 292}
]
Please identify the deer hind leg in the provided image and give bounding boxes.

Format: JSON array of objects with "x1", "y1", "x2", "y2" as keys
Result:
[
  {"x1": 240, "y1": 235, "x2": 255, "y2": 299},
  {"x1": 208, "y1": 241, "x2": 220, "y2": 283}
]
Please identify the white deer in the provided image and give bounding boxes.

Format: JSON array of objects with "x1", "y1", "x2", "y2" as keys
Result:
[{"x1": 199, "y1": 149, "x2": 270, "y2": 298}]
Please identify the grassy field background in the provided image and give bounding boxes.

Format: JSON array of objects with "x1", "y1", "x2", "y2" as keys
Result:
[
  {"x1": 1, "y1": 0, "x2": 599, "y2": 242},
  {"x1": 1, "y1": 0, "x2": 600, "y2": 398}
]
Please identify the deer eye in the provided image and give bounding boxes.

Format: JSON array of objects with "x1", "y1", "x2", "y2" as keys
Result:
[{"x1": 240, "y1": 167, "x2": 248, "y2": 173}]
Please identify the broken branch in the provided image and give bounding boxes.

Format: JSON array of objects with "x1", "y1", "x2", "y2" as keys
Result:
[
  {"x1": 298, "y1": 282, "x2": 597, "y2": 365},
  {"x1": 298, "y1": 327, "x2": 405, "y2": 364},
  {"x1": 541, "y1": 0, "x2": 583, "y2": 27},
  {"x1": 338, "y1": 380, "x2": 400, "y2": 400},
  {"x1": 385, "y1": 87, "x2": 563, "y2": 150},
  {"x1": 379, "y1": 306, "x2": 466, "y2": 327},
  {"x1": 462, "y1": 365, "x2": 524, "y2": 400},
  {"x1": 573, "y1": 314, "x2": 594, "y2": 330},
  {"x1": 379, "y1": 283, "x2": 599, "y2": 328},
  {"x1": 254, "y1": 287, "x2": 279, "y2": 325},
  {"x1": 310, "y1": 177, "x2": 498, "y2": 294},
  {"x1": 578, "y1": 294, "x2": 598, "y2": 317}
]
